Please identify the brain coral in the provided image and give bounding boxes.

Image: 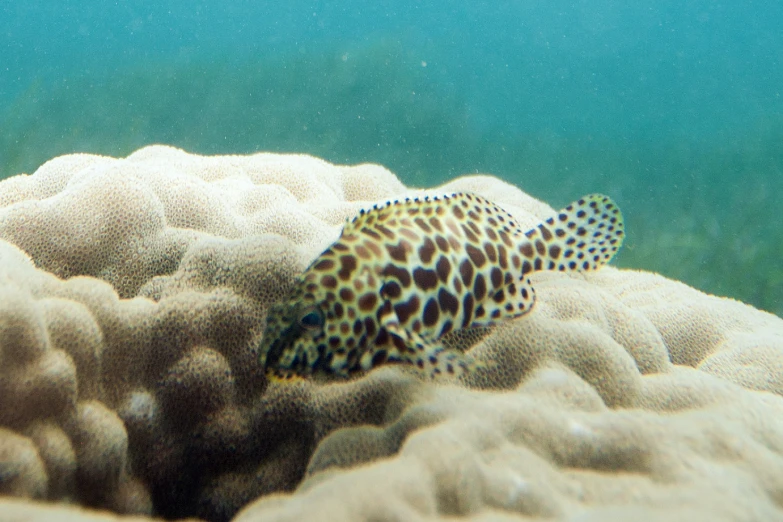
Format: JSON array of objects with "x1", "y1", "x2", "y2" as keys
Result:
[{"x1": 1, "y1": 145, "x2": 782, "y2": 522}]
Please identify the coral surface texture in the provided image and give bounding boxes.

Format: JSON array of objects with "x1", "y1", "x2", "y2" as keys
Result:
[{"x1": 1, "y1": 145, "x2": 782, "y2": 522}]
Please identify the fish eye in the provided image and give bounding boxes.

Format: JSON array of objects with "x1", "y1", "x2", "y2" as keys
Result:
[{"x1": 297, "y1": 307, "x2": 324, "y2": 331}]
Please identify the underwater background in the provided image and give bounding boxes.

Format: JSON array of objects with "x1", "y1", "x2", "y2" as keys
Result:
[{"x1": 1, "y1": 1, "x2": 781, "y2": 316}]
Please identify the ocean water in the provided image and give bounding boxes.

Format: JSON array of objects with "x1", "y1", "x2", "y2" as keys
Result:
[{"x1": 1, "y1": 1, "x2": 781, "y2": 315}]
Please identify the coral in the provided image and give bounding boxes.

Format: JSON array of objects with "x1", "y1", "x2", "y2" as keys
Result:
[
  {"x1": 0, "y1": 497, "x2": 163, "y2": 522},
  {"x1": 0, "y1": 145, "x2": 782, "y2": 521},
  {"x1": 238, "y1": 366, "x2": 783, "y2": 521}
]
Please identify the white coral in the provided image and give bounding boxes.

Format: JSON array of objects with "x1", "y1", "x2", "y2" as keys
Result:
[{"x1": 0, "y1": 145, "x2": 781, "y2": 521}]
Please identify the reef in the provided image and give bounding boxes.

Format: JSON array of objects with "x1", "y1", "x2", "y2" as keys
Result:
[{"x1": 1, "y1": 145, "x2": 782, "y2": 521}]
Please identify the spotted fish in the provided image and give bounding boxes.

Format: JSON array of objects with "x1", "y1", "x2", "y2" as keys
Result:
[{"x1": 259, "y1": 192, "x2": 624, "y2": 380}]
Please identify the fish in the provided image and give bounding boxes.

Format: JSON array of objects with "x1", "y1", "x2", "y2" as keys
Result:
[{"x1": 259, "y1": 192, "x2": 624, "y2": 381}]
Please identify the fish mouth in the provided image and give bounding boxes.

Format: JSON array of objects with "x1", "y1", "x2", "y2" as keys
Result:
[
  {"x1": 262, "y1": 322, "x2": 301, "y2": 373},
  {"x1": 263, "y1": 337, "x2": 285, "y2": 371}
]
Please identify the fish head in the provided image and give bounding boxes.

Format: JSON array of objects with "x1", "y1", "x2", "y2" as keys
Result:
[{"x1": 259, "y1": 282, "x2": 329, "y2": 379}]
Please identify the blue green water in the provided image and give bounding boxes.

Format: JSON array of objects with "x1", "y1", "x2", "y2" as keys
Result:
[{"x1": 1, "y1": 2, "x2": 781, "y2": 315}]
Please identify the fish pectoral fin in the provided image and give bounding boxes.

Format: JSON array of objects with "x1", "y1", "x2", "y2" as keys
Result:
[{"x1": 382, "y1": 322, "x2": 486, "y2": 379}]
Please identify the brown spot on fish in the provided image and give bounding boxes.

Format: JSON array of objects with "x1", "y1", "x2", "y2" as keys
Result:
[
  {"x1": 438, "y1": 288, "x2": 459, "y2": 316},
  {"x1": 484, "y1": 242, "x2": 497, "y2": 263},
  {"x1": 313, "y1": 259, "x2": 335, "y2": 271},
  {"x1": 461, "y1": 223, "x2": 479, "y2": 243},
  {"x1": 364, "y1": 317, "x2": 377, "y2": 337},
  {"x1": 365, "y1": 240, "x2": 383, "y2": 257},
  {"x1": 418, "y1": 237, "x2": 436, "y2": 264},
  {"x1": 435, "y1": 256, "x2": 451, "y2": 283},
  {"x1": 474, "y1": 273, "x2": 487, "y2": 301},
  {"x1": 423, "y1": 297, "x2": 440, "y2": 327},
  {"x1": 497, "y1": 244, "x2": 508, "y2": 269},
  {"x1": 466, "y1": 244, "x2": 487, "y2": 268},
  {"x1": 386, "y1": 242, "x2": 408, "y2": 263},
  {"x1": 399, "y1": 227, "x2": 419, "y2": 242},
  {"x1": 414, "y1": 217, "x2": 432, "y2": 233},
  {"x1": 358, "y1": 293, "x2": 378, "y2": 312},
  {"x1": 376, "y1": 224, "x2": 395, "y2": 239},
  {"x1": 459, "y1": 259, "x2": 474, "y2": 286},
  {"x1": 382, "y1": 280, "x2": 402, "y2": 299},
  {"x1": 383, "y1": 264, "x2": 412, "y2": 287},
  {"x1": 394, "y1": 295, "x2": 420, "y2": 324},
  {"x1": 490, "y1": 267, "x2": 503, "y2": 289},
  {"x1": 439, "y1": 320, "x2": 453, "y2": 337},
  {"x1": 413, "y1": 267, "x2": 439, "y2": 291},
  {"x1": 338, "y1": 255, "x2": 357, "y2": 281},
  {"x1": 485, "y1": 227, "x2": 498, "y2": 241},
  {"x1": 461, "y1": 294, "x2": 474, "y2": 328},
  {"x1": 354, "y1": 245, "x2": 371, "y2": 259},
  {"x1": 499, "y1": 230, "x2": 513, "y2": 247}
]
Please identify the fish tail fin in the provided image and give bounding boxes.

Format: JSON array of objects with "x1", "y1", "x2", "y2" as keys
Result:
[{"x1": 517, "y1": 194, "x2": 624, "y2": 275}]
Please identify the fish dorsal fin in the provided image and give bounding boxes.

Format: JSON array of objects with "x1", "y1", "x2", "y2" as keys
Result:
[
  {"x1": 342, "y1": 193, "x2": 461, "y2": 234},
  {"x1": 517, "y1": 194, "x2": 624, "y2": 274}
]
